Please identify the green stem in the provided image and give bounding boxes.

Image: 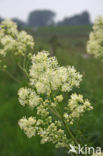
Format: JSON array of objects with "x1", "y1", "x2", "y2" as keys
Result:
[
  {"x1": 56, "y1": 101, "x2": 81, "y2": 149},
  {"x1": 64, "y1": 120, "x2": 78, "y2": 145},
  {"x1": 2, "y1": 69, "x2": 20, "y2": 83},
  {"x1": 17, "y1": 63, "x2": 29, "y2": 79},
  {"x1": 60, "y1": 111, "x2": 79, "y2": 146},
  {"x1": 50, "y1": 107, "x2": 61, "y2": 119},
  {"x1": 23, "y1": 54, "x2": 26, "y2": 69}
]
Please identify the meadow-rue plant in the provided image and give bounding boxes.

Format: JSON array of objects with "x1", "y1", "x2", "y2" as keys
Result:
[
  {"x1": 0, "y1": 19, "x2": 93, "y2": 153},
  {"x1": 0, "y1": 19, "x2": 34, "y2": 57},
  {"x1": 18, "y1": 51, "x2": 93, "y2": 150},
  {"x1": 87, "y1": 17, "x2": 103, "y2": 59},
  {"x1": 0, "y1": 19, "x2": 34, "y2": 81},
  {"x1": 87, "y1": 16, "x2": 103, "y2": 156}
]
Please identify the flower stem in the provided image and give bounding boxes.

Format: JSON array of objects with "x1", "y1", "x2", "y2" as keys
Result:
[
  {"x1": 17, "y1": 63, "x2": 29, "y2": 79},
  {"x1": 2, "y1": 69, "x2": 20, "y2": 83}
]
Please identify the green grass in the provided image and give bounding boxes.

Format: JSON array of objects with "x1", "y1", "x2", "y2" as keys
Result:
[
  {"x1": 0, "y1": 25, "x2": 103, "y2": 155},
  {"x1": 37, "y1": 25, "x2": 92, "y2": 36}
]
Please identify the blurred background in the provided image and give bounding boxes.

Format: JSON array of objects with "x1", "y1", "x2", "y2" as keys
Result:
[{"x1": 0, "y1": 0, "x2": 103, "y2": 156}]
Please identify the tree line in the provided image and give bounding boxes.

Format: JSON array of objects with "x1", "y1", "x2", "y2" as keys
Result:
[{"x1": 0, "y1": 10, "x2": 91, "y2": 29}]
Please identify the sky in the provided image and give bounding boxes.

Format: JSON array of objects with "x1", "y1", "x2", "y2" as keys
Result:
[{"x1": 0, "y1": 0, "x2": 103, "y2": 22}]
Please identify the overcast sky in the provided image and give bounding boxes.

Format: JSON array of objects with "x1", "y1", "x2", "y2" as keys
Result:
[{"x1": 0, "y1": 0, "x2": 103, "y2": 22}]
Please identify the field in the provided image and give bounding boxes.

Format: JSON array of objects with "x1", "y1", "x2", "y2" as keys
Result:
[{"x1": 0, "y1": 25, "x2": 103, "y2": 156}]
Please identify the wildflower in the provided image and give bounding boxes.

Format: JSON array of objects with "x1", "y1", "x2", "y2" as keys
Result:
[
  {"x1": 87, "y1": 16, "x2": 103, "y2": 59},
  {"x1": 64, "y1": 93, "x2": 93, "y2": 124},
  {"x1": 18, "y1": 51, "x2": 93, "y2": 149},
  {"x1": 55, "y1": 95, "x2": 63, "y2": 102},
  {"x1": 0, "y1": 19, "x2": 34, "y2": 68},
  {"x1": 29, "y1": 52, "x2": 82, "y2": 95},
  {"x1": 18, "y1": 117, "x2": 37, "y2": 138}
]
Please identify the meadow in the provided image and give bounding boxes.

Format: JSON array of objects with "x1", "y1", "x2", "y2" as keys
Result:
[{"x1": 0, "y1": 25, "x2": 103, "y2": 156}]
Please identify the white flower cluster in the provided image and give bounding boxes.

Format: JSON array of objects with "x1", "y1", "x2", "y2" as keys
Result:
[
  {"x1": 18, "y1": 88, "x2": 42, "y2": 109},
  {"x1": 29, "y1": 51, "x2": 82, "y2": 95},
  {"x1": 64, "y1": 93, "x2": 93, "y2": 124},
  {"x1": 87, "y1": 17, "x2": 103, "y2": 59},
  {"x1": 18, "y1": 117, "x2": 37, "y2": 138},
  {"x1": 18, "y1": 51, "x2": 93, "y2": 149},
  {"x1": 0, "y1": 19, "x2": 34, "y2": 67}
]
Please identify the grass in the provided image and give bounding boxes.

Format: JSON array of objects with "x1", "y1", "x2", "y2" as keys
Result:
[
  {"x1": 0, "y1": 25, "x2": 103, "y2": 155},
  {"x1": 37, "y1": 25, "x2": 92, "y2": 36}
]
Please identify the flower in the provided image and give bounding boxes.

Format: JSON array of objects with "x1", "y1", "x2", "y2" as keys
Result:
[
  {"x1": 29, "y1": 51, "x2": 82, "y2": 95},
  {"x1": 87, "y1": 16, "x2": 103, "y2": 59},
  {"x1": 18, "y1": 117, "x2": 37, "y2": 138},
  {"x1": 18, "y1": 88, "x2": 41, "y2": 108},
  {"x1": 64, "y1": 93, "x2": 93, "y2": 124},
  {"x1": 18, "y1": 51, "x2": 93, "y2": 149},
  {"x1": 0, "y1": 19, "x2": 34, "y2": 68},
  {"x1": 55, "y1": 95, "x2": 64, "y2": 102}
]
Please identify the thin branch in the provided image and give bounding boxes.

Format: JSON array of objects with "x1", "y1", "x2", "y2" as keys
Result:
[{"x1": 2, "y1": 69, "x2": 20, "y2": 83}]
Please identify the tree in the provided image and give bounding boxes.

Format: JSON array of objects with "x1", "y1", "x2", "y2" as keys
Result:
[
  {"x1": 57, "y1": 11, "x2": 91, "y2": 26},
  {"x1": 0, "y1": 17, "x2": 3, "y2": 23},
  {"x1": 28, "y1": 10, "x2": 56, "y2": 28},
  {"x1": 12, "y1": 18, "x2": 27, "y2": 29}
]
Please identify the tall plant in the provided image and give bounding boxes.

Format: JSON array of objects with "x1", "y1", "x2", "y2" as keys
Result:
[{"x1": 0, "y1": 19, "x2": 93, "y2": 155}]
